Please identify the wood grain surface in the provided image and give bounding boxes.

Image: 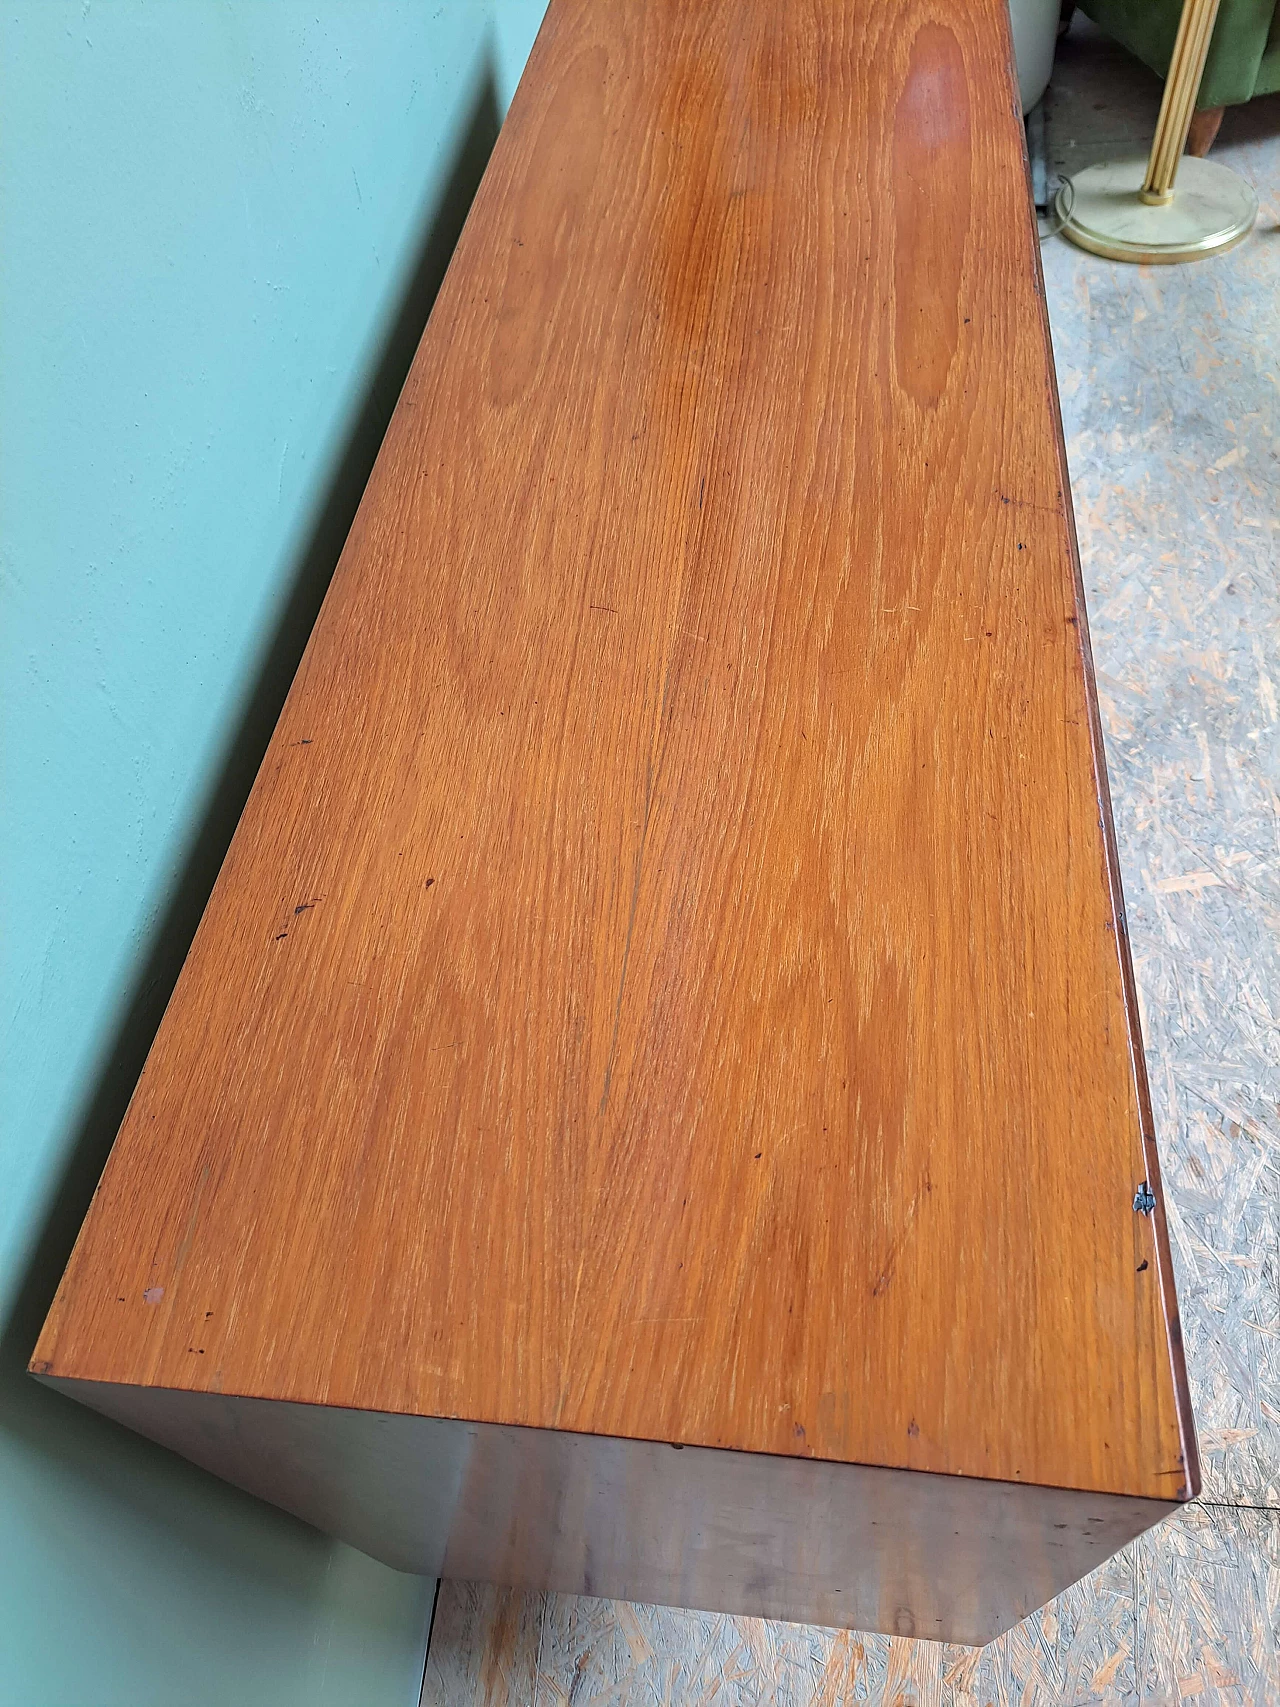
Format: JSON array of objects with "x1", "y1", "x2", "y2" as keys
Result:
[
  {"x1": 40, "y1": 1379, "x2": 1178, "y2": 1644},
  {"x1": 34, "y1": 0, "x2": 1196, "y2": 1505}
]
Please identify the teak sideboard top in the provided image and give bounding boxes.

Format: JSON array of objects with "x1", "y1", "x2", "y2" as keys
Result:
[{"x1": 35, "y1": 0, "x2": 1195, "y2": 1512}]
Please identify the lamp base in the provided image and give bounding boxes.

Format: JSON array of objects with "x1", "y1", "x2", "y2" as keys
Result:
[{"x1": 1056, "y1": 155, "x2": 1256, "y2": 263}]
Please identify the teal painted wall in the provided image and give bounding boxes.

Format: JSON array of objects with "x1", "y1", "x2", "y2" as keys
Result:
[{"x1": 1, "y1": 2, "x2": 545, "y2": 1702}]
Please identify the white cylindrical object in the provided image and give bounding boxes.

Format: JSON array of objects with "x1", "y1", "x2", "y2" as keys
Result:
[{"x1": 1008, "y1": 0, "x2": 1059, "y2": 113}]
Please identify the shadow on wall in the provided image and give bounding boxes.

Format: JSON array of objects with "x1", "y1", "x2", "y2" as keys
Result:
[{"x1": 1, "y1": 64, "x2": 502, "y2": 1506}]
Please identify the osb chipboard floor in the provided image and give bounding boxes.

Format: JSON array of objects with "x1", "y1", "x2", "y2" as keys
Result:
[{"x1": 422, "y1": 22, "x2": 1280, "y2": 1706}]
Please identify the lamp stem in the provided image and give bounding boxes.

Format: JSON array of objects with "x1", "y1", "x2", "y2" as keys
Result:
[{"x1": 1141, "y1": 0, "x2": 1223, "y2": 204}]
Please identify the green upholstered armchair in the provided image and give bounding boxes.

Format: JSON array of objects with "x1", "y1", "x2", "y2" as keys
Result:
[{"x1": 1079, "y1": 0, "x2": 1280, "y2": 151}]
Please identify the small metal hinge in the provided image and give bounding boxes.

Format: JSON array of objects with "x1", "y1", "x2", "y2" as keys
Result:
[{"x1": 1133, "y1": 1181, "x2": 1157, "y2": 1215}]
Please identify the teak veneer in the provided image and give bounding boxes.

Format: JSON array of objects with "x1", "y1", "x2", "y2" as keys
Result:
[{"x1": 33, "y1": 0, "x2": 1197, "y2": 1644}]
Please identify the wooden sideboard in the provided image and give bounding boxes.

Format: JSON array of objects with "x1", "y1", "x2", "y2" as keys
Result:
[{"x1": 32, "y1": 0, "x2": 1197, "y2": 1645}]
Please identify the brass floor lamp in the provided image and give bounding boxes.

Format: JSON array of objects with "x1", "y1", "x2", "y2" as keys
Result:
[{"x1": 1058, "y1": 0, "x2": 1258, "y2": 262}]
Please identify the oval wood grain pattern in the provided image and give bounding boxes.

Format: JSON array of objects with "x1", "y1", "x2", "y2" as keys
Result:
[{"x1": 35, "y1": 0, "x2": 1196, "y2": 1510}]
